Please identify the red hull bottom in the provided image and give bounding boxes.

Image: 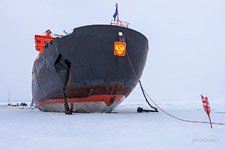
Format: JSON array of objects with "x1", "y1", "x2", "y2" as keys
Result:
[{"x1": 35, "y1": 95, "x2": 125, "y2": 113}]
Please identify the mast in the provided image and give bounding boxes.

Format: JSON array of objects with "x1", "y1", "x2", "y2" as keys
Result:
[
  {"x1": 116, "y1": 3, "x2": 119, "y2": 22},
  {"x1": 110, "y1": 3, "x2": 129, "y2": 28}
]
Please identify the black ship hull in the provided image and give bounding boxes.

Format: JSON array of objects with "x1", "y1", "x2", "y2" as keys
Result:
[{"x1": 32, "y1": 25, "x2": 149, "y2": 112}]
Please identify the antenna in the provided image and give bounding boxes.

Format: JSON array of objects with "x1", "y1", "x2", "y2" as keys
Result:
[
  {"x1": 63, "y1": 30, "x2": 69, "y2": 35},
  {"x1": 8, "y1": 91, "x2": 10, "y2": 104}
]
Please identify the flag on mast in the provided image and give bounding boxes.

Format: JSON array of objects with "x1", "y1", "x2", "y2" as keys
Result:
[{"x1": 113, "y1": 3, "x2": 118, "y2": 21}]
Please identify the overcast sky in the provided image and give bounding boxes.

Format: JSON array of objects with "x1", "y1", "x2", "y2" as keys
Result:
[{"x1": 0, "y1": 0, "x2": 225, "y2": 103}]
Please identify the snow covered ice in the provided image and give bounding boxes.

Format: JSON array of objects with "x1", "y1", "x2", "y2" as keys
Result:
[{"x1": 0, "y1": 100, "x2": 224, "y2": 150}]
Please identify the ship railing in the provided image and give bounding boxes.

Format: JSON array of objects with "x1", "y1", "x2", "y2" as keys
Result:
[{"x1": 110, "y1": 19, "x2": 129, "y2": 28}]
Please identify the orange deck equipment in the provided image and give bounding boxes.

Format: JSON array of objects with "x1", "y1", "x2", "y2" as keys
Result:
[{"x1": 34, "y1": 30, "x2": 54, "y2": 58}]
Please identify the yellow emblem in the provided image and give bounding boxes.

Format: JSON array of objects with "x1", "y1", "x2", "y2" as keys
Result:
[{"x1": 114, "y1": 42, "x2": 126, "y2": 56}]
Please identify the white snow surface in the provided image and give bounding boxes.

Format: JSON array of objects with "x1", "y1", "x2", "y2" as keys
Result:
[{"x1": 0, "y1": 100, "x2": 225, "y2": 150}]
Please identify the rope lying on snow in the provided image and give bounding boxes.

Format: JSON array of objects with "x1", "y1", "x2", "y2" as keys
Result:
[
  {"x1": 143, "y1": 88, "x2": 225, "y2": 126},
  {"x1": 126, "y1": 50, "x2": 225, "y2": 126}
]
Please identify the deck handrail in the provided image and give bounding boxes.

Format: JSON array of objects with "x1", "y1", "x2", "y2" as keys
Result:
[{"x1": 110, "y1": 19, "x2": 129, "y2": 28}]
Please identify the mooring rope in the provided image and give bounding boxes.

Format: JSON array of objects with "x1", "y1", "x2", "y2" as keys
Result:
[
  {"x1": 126, "y1": 50, "x2": 225, "y2": 126},
  {"x1": 126, "y1": 51, "x2": 158, "y2": 112}
]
